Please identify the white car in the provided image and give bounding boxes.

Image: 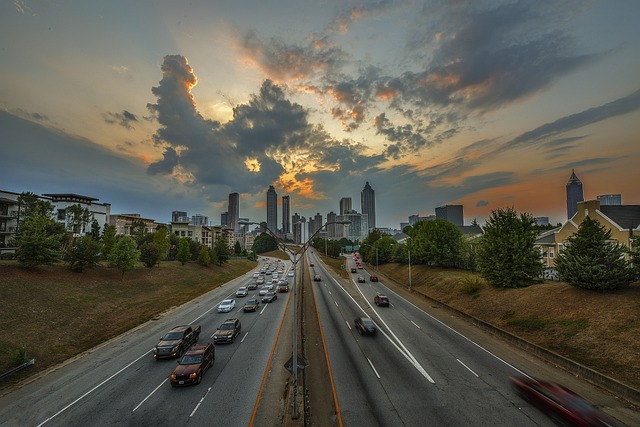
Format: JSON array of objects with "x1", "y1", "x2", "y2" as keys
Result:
[
  {"x1": 259, "y1": 286, "x2": 270, "y2": 296},
  {"x1": 287, "y1": 271, "x2": 294, "y2": 277},
  {"x1": 218, "y1": 299, "x2": 236, "y2": 313},
  {"x1": 236, "y1": 287, "x2": 248, "y2": 297},
  {"x1": 252, "y1": 272, "x2": 259, "y2": 278},
  {"x1": 256, "y1": 277, "x2": 265, "y2": 285}
]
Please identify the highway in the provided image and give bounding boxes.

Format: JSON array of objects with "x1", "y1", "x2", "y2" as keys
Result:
[
  {"x1": 308, "y1": 252, "x2": 631, "y2": 426},
  {"x1": 0, "y1": 258, "x2": 291, "y2": 427}
]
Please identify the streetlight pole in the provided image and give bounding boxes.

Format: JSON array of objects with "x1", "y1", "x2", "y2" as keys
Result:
[
  {"x1": 239, "y1": 219, "x2": 349, "y2": 420},
  {"x1": 408, "y1": 249, "x2": 412, "y2": 290}
]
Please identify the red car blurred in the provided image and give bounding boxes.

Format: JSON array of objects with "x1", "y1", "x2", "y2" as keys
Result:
[{"x1": 511, "y1": 376, "x2": 614, "y2": 426}]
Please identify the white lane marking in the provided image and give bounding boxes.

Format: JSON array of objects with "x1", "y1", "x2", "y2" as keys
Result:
[
  {"x1": 457, "y1": 359, "x2": 479, "y2": 377},
  {"x1": 334, "y1": 301, "x2": 339, "y2": 307},
  {"x1": 346, "y1": 321, "x2": 352, "y2": 330},
  {"x1": 190, "y1": 386, "x2": 212, "y2": 417},
  {"x1": 367, "y1": 358, "x2": 381, "y2": 379},
  {"x1": 411, "y1": 321, "x2": 421, "y2": 329},
  {"x1": 241, "y1": 332, "x2": 249, "y2": 343},
  {"x1": 260, "y1": 303, "x2": 268, "y2": 314},
  {"x1": 37, "y1": 349, "x2": 154, "y2": 426},
  {"x1": 133, "y1": 378, "x2": 168, "y2": 412}
]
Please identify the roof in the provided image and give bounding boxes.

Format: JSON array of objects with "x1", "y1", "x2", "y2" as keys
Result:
[
  {"x1": 43, "y1": 193, "x2": 99, "y2": 202},
  {"x1": 600, "y1": 205, "x2": 640, "y2": 229},
  {"x1": 458, "y1": 225, "x2": 483, "y2": 235}
]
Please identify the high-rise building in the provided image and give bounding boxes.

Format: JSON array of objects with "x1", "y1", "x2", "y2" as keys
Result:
[
  {"x1": 360, "y1": 181, "x2": 376, "y2": 231},
  {"x1": 309, "y1": 212, "x2": 323, "y2": 237},
  {"x1": 292, "y1": 213, "x2": 301, "y2": 244},
  {"x1": 191, "y1": 214, "x2": 208, "y2": 226},
  {"x1": 339, "y1": 197, "x2": 352, "y2": 215},
  {"x1": 338, "y1": 211, "x2": 368, "y2": 243},
  {"x1": 282, "y1": 195, "x2": 290, "y2": 234},
  {"x1": 326, "y1": 211, "x2": 338, "y2": 238},
  {"x1": 566, "y1": 170, "x2": 584, "y2": 219},
  {"x1": 267, "y1": 185, "x2": 278, "y2": 233},
  {"x1": 172, "y1": 210, "x2": 189, "y2": 223},
  {"x1": 228, "y1": 192, "x2": 240, "y2": 232},
  {"x1": 597, "y1": 194, "x2": 622, "y2": 206},
  {"x1": 435, "y1": 205, "x2": 463, "y2": 226},
  {"x1": 220, "y1": 212, "x2": 228, "y2": 227}
]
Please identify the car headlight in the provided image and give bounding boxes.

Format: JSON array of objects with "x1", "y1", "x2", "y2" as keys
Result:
[
  {"x1": 172, "y1": 345, "x2": 179, "y2": 352},
  {"x1": 170, "y1": 374, "x2": 176, "y2": 380},
  {"x1": 190, "y1": 372, "x2": 198, "y2": 379}
]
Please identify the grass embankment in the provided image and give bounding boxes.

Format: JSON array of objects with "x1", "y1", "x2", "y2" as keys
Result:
[
  {"x1": 0, "y1": 259, "x2": 255, "y2": 387},
  {"x1": 320, "y1": 255, "x2": 640, "y2": 391}
]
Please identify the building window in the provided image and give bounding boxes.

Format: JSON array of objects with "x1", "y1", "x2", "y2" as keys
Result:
[
  {"x1": 549, "y1": 248, "x2": 554, "y2": 258},
  {"x1": 57, "y1": 209, "x2": 66, "y2": 221}
]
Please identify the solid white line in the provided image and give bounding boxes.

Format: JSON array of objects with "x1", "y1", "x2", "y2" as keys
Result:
[
  {"x1": 367, "y1": 358, "x2": 381, "y2": 379},
  {"x1": 411, "y1": 321, "x2": 421, "y2": 329},
  {"x1": 190, "y1": 386, "x2": 212, "y2": 417},
  {"x1": 334, "y1": 301, "x2": 339, "y2": 307},
  {"x1": 133, "y1": 378, "x2": 168, "y2": 412},
  {"x1": 457, "y1": 359, "x2": 479, "y2": 377},
  {"x1": 241, "y1": 332, "x2": 249, "y2": 343},
  {"x1": 346, "y1": 321, "x2": 351, "y2": 330},
  {"x1": 37, "y1": 349, "x2": 154, "y2": 426},
  {"x1": 260, "y1": 303, "x2": 268, "y2": 314}
]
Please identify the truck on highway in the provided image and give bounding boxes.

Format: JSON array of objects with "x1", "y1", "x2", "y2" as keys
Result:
[{"x1": 154, "y1": 325, "x2": 201, "y2": 359}]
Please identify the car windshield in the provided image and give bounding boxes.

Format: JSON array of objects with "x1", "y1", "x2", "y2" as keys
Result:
[
  {"x1": 179, "y1": 355, "x2": 203, "y2": 365},
  {"x1": 162, "y1": 332, "x2": 183, "y2": 341},
  {"x1": 246, "y1": 299, "x2": 257, "y2": 304},
  {"x1": 361, "y1": 319, "x2": 375, "y2": 327},
  {"x1": 237, "y1": 288, "x2": 246, "y2": 291},
  {"x1": 221, "y1": 300, "x2": 232, "y2": 305},
  {"x1": 220, "y1": 323, "x2": 235, "y2": 330}
]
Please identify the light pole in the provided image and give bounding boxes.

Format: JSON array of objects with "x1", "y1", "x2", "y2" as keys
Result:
[
  {"x1": 239, "y1": 219, "x2": 350, "y2": 420},
  {"x1": 408, "y1": 249, "x2": 412, "y2": 290}
]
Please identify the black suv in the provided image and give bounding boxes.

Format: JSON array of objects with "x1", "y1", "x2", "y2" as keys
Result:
[
  {"x1": 374, "y1": 293, "x2": 389, "y2": 307},
  {"x1": 213, "y1": 318, "x2": 241, "y2": 344}
]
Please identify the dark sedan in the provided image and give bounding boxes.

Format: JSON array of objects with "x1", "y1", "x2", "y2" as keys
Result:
[
  {"x1": 262, "y1": 292, "x2": 278, "y2": 303},
  {"x1": 354, "y1": 317, "x2": 376, "y2": 335},
  {"x1": 511, "y1": 376, "x2": 614, "y2": 426},
  {"x1": 243, "y1": 298, "x2": 260, "y2": 312}
]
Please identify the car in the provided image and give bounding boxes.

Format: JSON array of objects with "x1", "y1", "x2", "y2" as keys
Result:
[
  {"x1": 265, "y1": 282, "x2": 274, "y2": 290},
  {"x1": 357, "y1": 264, "x2": 363, "y2": 269},
  {"x1": 259, "y1": 286, "x2": 270, "y2": 296},
  {"x1": 265, "y1": 271, "x2": 272, "y2": 275},
  {"x1": 510, "y1": 376, "x2": 614, "y2": 426},
  {"x1": 277, "y1": 283, "x2": 289, "y2": 293},
  {"x1": 170, "y1": 343, "x2": 215, "y2": 386},
  {"x1": 262, "y1": 292, "x2": 278, "y2": 303},
  {"x1": 235, "y1": 287, "x2": 248, "y2": 297},
  {"x1": 310, "y1": 262, "x2": 314, "y2": 267},
  {"x1": 357, "y1": 276, "x2": 365, "y2": 283},
  {"x1": 313, "y1": 274, "x2": 321, "y2": 281},
  {"x1": 287, "y1": 271, "x2": 294, "y2": 277},
  {"x1": 350, "y1": 267, "x2": 357, "y2": 273},
  {"x1": 243, "y1": 298, "x2": 260, "y2": 312},
  {"x1": 252, "y1": 272, "x2": 259, "y2": 278},
  {"x1": 256, "y1": 277, "x2": 265, "y2": 285},
  {"x1": 272, "y1": 278, "x2": 279, "y2": 284},
  {"x1": 374, "y1": 293, "x2": 389, "y2": 306},
  {"x1": 247, "y1": 282, "x2": 258, "y2": 290},
  {"x1": 217, "y1": 299, "x2": 236, "y2": 313},
  {"x1": 369, "y1": 275, "x2": 378, "y2": 282},
  {"x1": 213, "y1": 318, "x2": 241, "y2": 344},
  {"x1": 354, "y1": 317, "x2": 376, "y2": 335},
  {"x1": 154, "y1": 325, "x2": 201, "y2": 359}
]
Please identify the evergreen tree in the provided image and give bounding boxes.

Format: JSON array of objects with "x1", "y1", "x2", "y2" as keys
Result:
[
  {"x1": 65, "y1": 204, "x2": 93, "y2": 235},
  {"x1": 90, "y1": 219, "x2": 101, "y2": 241},
  {"x1": 108, "y1": 236, "x2": 140, "y2": 279},
  {"x1": 252, "y1": 232, "x2": 278, "y2": 254},
  {"x1": 188, "y1": 238, "x2": 201, "y2": 261},
  {"x1": 152, "y1": 225, "x2": 171, "y2": 262},
  {"x1": 477, "y1": 207, "x2": 543, "y2": 288},
  {"x1": 14, "y1": 214, "x2": 65, "y2": 268},
  {"x1": 140, "y1": 242, "x2": 161, "y2": 268},
  {"x1": 555, "y1": 217, "x2": 634, "y2": 291},
  {"x1": 131, "y1": 219, "x2": 148, "y2": 248},
  {"x1": 214, "y1": 237, "x2": 230, "y2": 264},
  {"x1": 101, "y1": 224, "x2": 117, "y2": 260},
  {"x1": 197, "y1": 245, "x2": 211, "y2": 267},
  {"x1": 234, "y1": 240, "x2": 242, "y2": 255},
  {"x1": 64, "y1": 235, "x2": 101, "y2": 272},
  {"x1": 176, "y1": 238, "x2": 192, "y2": 265}
]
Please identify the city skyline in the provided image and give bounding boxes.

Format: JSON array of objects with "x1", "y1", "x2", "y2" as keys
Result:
[{"x1": 2, "y1": 1, "x2": 639, "y2": 228}]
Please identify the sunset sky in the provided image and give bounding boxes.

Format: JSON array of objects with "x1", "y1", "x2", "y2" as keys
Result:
[{"x1": 2, "y1": 0, "x2": 639, "y2": 229}]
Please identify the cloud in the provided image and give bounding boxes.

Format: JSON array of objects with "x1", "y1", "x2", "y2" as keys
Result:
[
  {"x1": 103, "y1": 110, "x2": 139, "y2": 129},
  {"x1": 476, "y1": 200, "x2": 489, "y2": 207}
]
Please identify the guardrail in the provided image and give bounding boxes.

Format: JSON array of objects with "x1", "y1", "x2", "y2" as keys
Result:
[{"x1": 0, "y1": 359, "x2": 35, "y2": 381}]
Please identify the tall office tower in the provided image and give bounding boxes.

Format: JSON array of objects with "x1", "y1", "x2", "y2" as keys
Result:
[
  {"x1": 282, "y1": 195, "x2": 290, "y2": 234},
  {"x1": 326, "y1": 211, "x2": 337, "y2": 238},
  {"x1": 191, "y1": 214, "x2": 208, "y2": 226},
  {"x1": 172, "y1": 211, "x2": 189, "y2": 223},
  {"x1": 566, "y1": 169, "x2": 584, "y2": 219},
  {"x1": 220, "y1": 212, "x2": 228, "y2": 227},
  {"x1": 267, "y1": 185, "x2": 278, "y2": 233},
  {"x1": 228, "y1": 192, "x2": 240, "y2": 232},
  {"x1": 597, "y1": 194, "x2": 622, "y2": 206},
  {"x1": 309, "y1": 212, "x2": 323, "y2": 237},
  {"x1": 435, "y1": 205, "x2": 463, "y2": 226},
  {"x1": 339, "y1": 197, "x2": 352, "y2": 215},
  {"x1": 360, "y1": 181, "x2": 376, "y2": 231},
  {"x1": 292, "y1": 213, "x2": 301, "y2": 244}
]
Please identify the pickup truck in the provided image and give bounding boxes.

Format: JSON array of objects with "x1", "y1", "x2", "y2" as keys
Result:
[{"x1": 154, "y1": 325, "x2": 201, "y2": 359}]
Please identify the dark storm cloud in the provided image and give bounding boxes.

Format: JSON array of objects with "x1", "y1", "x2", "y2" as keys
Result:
[{"x1": 104, "y1": 110, "x2": 139, "y2": 129}]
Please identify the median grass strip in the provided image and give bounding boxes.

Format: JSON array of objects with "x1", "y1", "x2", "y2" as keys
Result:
[{"x1": 0, "y1": 260, "x2": 255, "y2": 388}]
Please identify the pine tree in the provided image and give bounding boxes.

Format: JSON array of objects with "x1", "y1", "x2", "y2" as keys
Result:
[
  {"x1": 197, "y1": 245, "x2": 211, "y2": 267},
  {"x1": 14, "y1": 214, "x2": 65, "y2": 268},
  {"x1": 555, "y1": 217, "x2": 634, "y2": 291},
  {"x1": 176, "y1": 238, "x2": 192, "y2": 265}
]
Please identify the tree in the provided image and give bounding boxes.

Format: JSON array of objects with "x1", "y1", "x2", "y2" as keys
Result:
[
  {"x1": 65, "y1": 204, "x2": 93, "y2": 235},
  {"x1": 476, "y1": 207, "x2": 543, "y2": 288},
  {"x1": 101, "y1": 224, "x2": 117, "y2": 260},
  {"x1": 90, "y1": 219, "x2": 101, "y2": 241},
  {"x1": 14, "y1": 214, "x2": 65, "y2": 268},
  {"x1": 152, "y1": 225, "x2": 171, "y2": 262},
  {"x1": 64, "y1": 235, "x2": 100, "y2": 272},
  {"x1": 371, "y1": 235, "x2": 397, "y2": 265},
  {"x1": 214, "y1": 237, "x2": 231, "y2": 264},
  {"x1": 234, "y1": 240, "x2": 242, "y2": 255},
  {"x1": 188, "y1": 239, "x2": 201, "y2": 261},
  {"x1": 108, "y1": 236, "x2": 140, "y2": 279},
  {"x1": 412, "y1": 219, "x2": 463, "y2": 267},
  {"x1": 140, "y1": 242, "x2": 161, "y2": 268},
  {"x1": 131, "y1": 219, "x2": 148, "y2": 248},
  {"x1": 16, "y1": 192, "x2": 55, "y2": 233},
  {"x1": 630, "y1": 233, "x2": 640, "y2": 280},
  {"x1": 252, "y1": 232, "x2": 278, "y2": 254},
  {"x1": 197, "y1": 245, "x2": 211, "y2": 267},
  {"x1": 176, "y1": 238, "x2": 192, "y2": 265},
  {"x1": 554, "y1": 217, "x2": 635, "y2": 291}
]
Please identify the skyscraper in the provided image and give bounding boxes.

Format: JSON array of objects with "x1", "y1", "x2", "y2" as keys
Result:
[
  {"x1": 292, "y1": 213, "x2": 301, "y2": 244},
  {"x1": 228, "y1": 192, "x2": 240, "y2": 232},
  {"x1": 282, "y1": 195, "x2": 290, "y2": 234},
  {"x1": 172, "y1": 211, "x2": 189, "y2": 223},
  {"x1": 435, "y1": 204, "x2": 463, "y2": 226},
  {"x1": 566, "y1": 170, "x2": 584, "y2": 219},
  {"x1": 267, "y1": 185, "x2": 278, "y2": 233},
  {"x1": 339, "y1": 197, "x2": 352, "y2": 215},
  {"x1": 360, "y1": 181, "x2": 376, "y2": 231}
]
